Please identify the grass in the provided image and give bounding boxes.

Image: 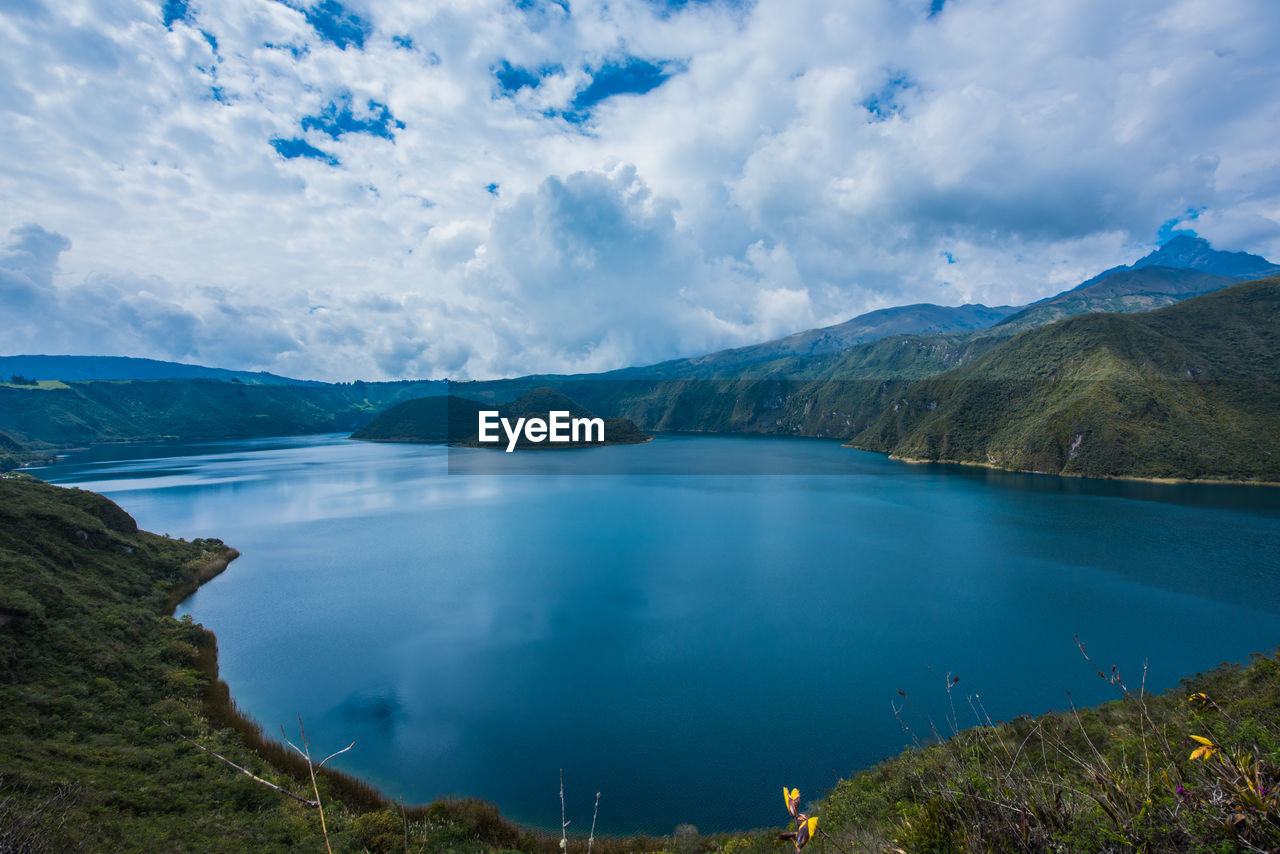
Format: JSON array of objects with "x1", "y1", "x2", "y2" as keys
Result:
[
  {"x1": 807, "y1": 646, "x2": 1280, "y2": 853},
  {"x1": 0, "y1": 381, "x2": 70, "y2": 391}
]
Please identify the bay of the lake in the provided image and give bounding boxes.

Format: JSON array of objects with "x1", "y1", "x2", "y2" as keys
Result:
[{"x1": 34, "y1": 433, "x2": 1280, "y2": 835}]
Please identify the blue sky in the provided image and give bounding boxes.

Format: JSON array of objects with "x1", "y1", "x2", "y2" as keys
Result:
[{"x1": 1, "y1": 0, "x2": 1278, "y2": 380}]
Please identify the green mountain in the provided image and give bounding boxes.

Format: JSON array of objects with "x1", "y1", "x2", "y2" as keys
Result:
[
  {"x1": 986, "y1": 236, "x2": 1280, "y2": 335},
  {"x1": 499, "y1": 386, "x2": 597, "y2": 420},
  {"x1": 0, "y1": 355, "x2": 322, "y2": 385},
  {"x1": 586, "y1": 237, "x2": 1274, "y2": 385},
  {"x1": 991, "y1": 266, "x2": 1238, "y2": 334},
  {"x1": 601, "y1": 237, "x2": 1277, "y2": 387},
  {"x1": 351, "y1": 395, "x2": 489, "y2": 443},
  {"x1": 0, "y1": 378, "x2": 445, "y2": 460},
  {"x1": 492, "y1": 242, "x2": 1280, "y2": 452},
  {"x1": 849, "y1": 275, "x2": 1280, "y2": 481},
  {"x1": 0, "y1": 432, "x2": 32, "y2": 471}
]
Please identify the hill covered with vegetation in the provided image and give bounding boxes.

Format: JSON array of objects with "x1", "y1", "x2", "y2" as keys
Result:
[
  {"x1": 599, "y1": 235, "x2": 1273, "y2": 383},
  {"x1": 351, "y1": 395, "x2": 490, "y2": 443},
  {"x1": 0, "y1": 474, "x2": 332, "y2": 852},
  {"x1": 849, "y1": 275, "x2": 1280, "y2": 481},
  {"x1": 812, "y1": 648, "x2": 1280, "y2": 853},
  {"x1": 990, "y1": 265, "x2": 1238, "y2": 334},
  {"x1": 0, "y1": 475, "x2": 685, "y2": 853},
  {"x1": 0, "y1": 379, "x2": 445, "y2": 462}
]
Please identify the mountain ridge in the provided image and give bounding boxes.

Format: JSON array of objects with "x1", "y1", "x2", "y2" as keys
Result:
[
  {"x1": 0, "y1": 355, "x2": 324, "y2": 386},
  {"x1": 1065, "y1": 233, "x2": 1279, "y2": 294},
  {"x1": 608, "y1": 302, "x2": 1020, "y2": 380},
  {"x1": 848, "y1": 274, "x2": 1280, "y2": 481}
]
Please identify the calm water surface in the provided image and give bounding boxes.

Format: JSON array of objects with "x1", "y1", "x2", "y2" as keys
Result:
[{"x1": 36, "y1": 434, "x2": 1280, "y2": 834}]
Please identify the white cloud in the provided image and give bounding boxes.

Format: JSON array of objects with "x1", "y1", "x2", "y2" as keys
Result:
[{"x1": 1, "y1": 0, "x2": 1278, "y2": 379}]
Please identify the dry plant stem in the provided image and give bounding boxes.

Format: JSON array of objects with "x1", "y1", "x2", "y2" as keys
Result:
[
  {"x1": 166, "y1": 723, "x2": 318, "y2": 806},
  {"x1": 816, "y1": 827, "x2": 854, "y2": 854},
  {"x1": 560, "y1": 769, "x2": 569, "y2": 852},
  {"x1": 400, "y1": 796, "x2": 409, "y2": 854},
  {"x1": 1140, "y1": 662, "x2": 1152, "y2": 795},
  {"x1": 587, "y1": 791, "x2": 600, "y2": 854},
  {"x1": 283, "y1": 716, "x2": 355, "y2": 854}
]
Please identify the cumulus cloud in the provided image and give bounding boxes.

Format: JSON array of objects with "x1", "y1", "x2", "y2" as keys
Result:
[
  {"x1": 1, "y1": 0, "x2": 1278, "y2": 379},
  {"x1": 0, "y1": 224, "x2": 301, "y2": 369}
]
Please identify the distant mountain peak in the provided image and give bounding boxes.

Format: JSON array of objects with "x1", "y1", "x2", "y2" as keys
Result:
[
  {"x1": 1154, "y1": 232, "x2": 1209, "y2": 250},
  {"x1": 1132, "y1": 234, "x2": 1277, "y2": 279},
  {"x1": 1066, "y1": 235, "x2": 1278, "y2": 296}
]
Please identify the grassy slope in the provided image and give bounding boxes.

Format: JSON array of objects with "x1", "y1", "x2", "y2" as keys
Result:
[
  {"x1": 812, "y1": 652, "x2": 1280, "y2": 853},
  {"x1": 850, "y1": 276, "x2": 1280, "y2": 481},
  {"x1": 0, "y1": 476, "x2": 682, "y2": 854},
  {"x1": 990, "y1": 266, "x2": 1238, "y2": 334},
  {"x1": 0, "y1": 475, "x2": 332, "y2": 852}
]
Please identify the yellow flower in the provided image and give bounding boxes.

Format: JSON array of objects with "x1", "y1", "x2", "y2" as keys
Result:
[
  {"x1": 1189, "y1": 735, "x2": 1218, "y2": 762},
  {"x1": 796, "y1": 816, "x2": 819, "y2": 850},
  {"x1": 783, "y1": 787, "x2": 801, "y2": 818}
]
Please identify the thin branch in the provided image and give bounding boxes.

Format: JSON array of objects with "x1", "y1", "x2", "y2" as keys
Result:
[
  {"x1": 283, "y1": 716, "x2": 350, "y2": 854},
  {"x1": 817, "y1": 827, "x2": 854, "y2": 854},
  {"x1": 587, "y1": 791, "x2": 600, "y2": 854},
  {"x1": 400, "y1": 796, "x2": 409, "y2": 854},
  {"x1": 560, "y1": 769, "x2": 569, "y2": 852},
  {"x1": 167, "y1": 724, "x2": 318, "y2": 807},
  {"x1": 319, "y1": 742, "x2": 356, "y2": 768}
]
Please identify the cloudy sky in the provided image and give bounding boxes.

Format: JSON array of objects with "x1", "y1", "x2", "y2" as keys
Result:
[{"x1": 1, "y1": 0, "x2": 1278, "y2": 380}]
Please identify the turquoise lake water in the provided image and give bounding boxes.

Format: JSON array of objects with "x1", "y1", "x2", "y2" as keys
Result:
[{"x1": 35, "y1": 433, "x2": 1280, "y2": 834}]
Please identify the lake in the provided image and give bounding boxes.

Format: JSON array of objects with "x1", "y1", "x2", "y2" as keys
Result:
[{"x1": 34, "y1": 433, "x2": 1280, "y2": 834}]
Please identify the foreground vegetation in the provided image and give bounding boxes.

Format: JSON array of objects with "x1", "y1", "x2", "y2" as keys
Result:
[
  {"x1": 3, "y1": 475, "x2": 1278, "y2": 852},
  {"x1": 0, "y1": 475, "x2": 686, "y2": 852},
  {"x1": 816, "y1": 650, "x2": 1280, "y2": 853}
]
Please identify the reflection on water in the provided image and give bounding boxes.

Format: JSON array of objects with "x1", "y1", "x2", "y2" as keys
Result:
[{"x1": 34, "y1": 434, "x2": 1280, "y2": 834}]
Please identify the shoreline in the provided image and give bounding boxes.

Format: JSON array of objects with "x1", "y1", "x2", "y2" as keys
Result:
[
  {"x1": 162, "y1": 547, "x2": 240, "y2": 614},
  {"x1": 172, "y1": 547, "x2": 401, "y2": 815},
  {"x1": 842, "y1": 443, "x2": 1280, "y2": 487},
  {"x1": 165, "y1": 534, "x2": 681, "y2": 848}
]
